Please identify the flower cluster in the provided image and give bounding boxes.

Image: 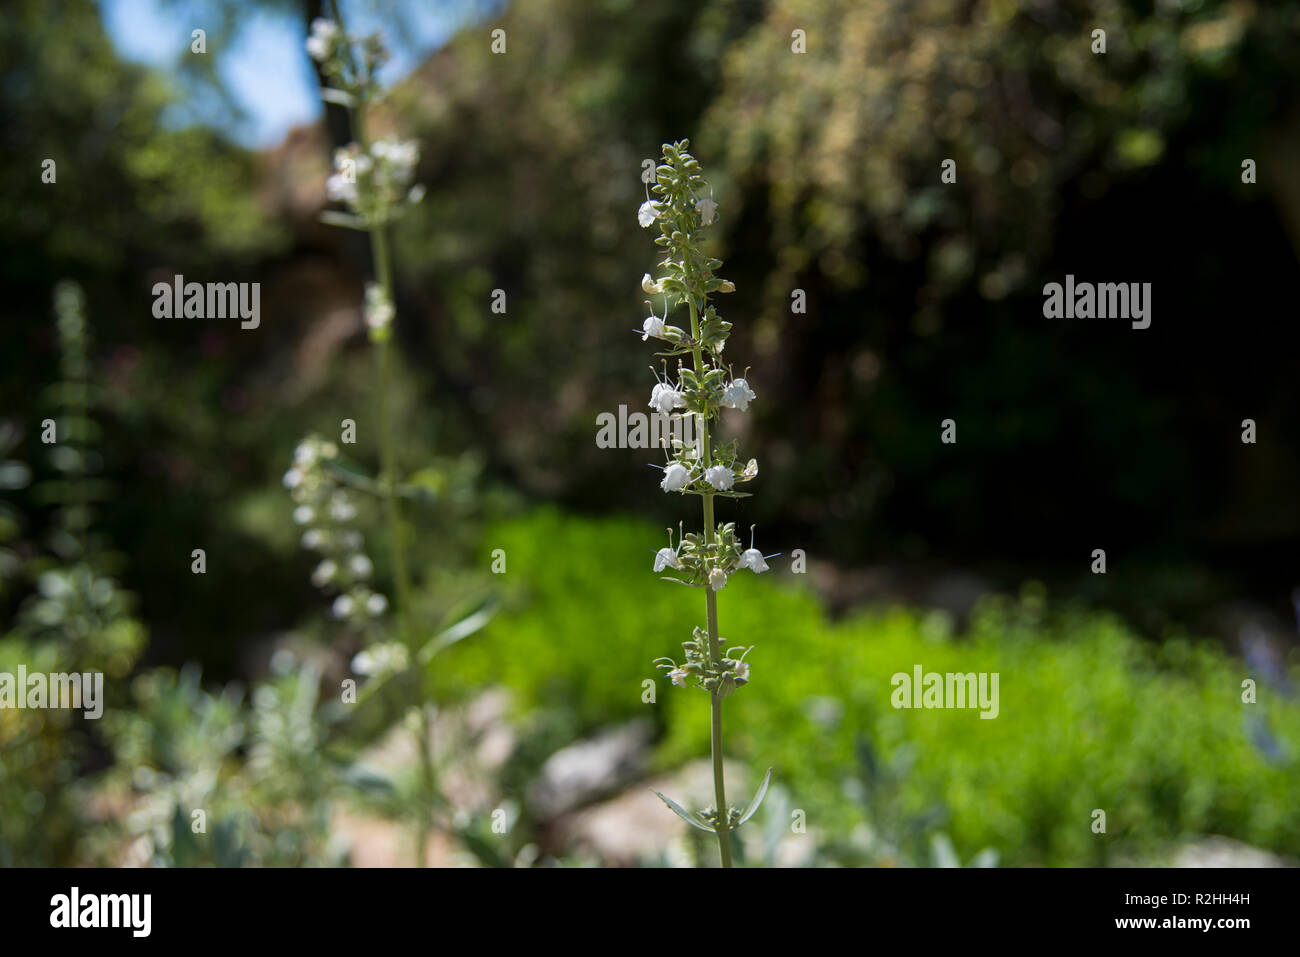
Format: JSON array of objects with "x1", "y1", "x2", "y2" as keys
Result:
[
  {"x1": 640, "y1": 142, "x2": 773, "y2": 607},
  {"x1": 306, "y1": 17, "x2": 390, "y2": 103},
  {"x1": 363, "y1": 281, "x2": 395, "y2": 342},
  {"x1": 654, "y1": 625, "x2": 754, "y2": 700},
  {"x1": 308, "y1": 18, "x2": 423, "y2": 227},
  {"x1": 284, "y1": 436, "x2": 388, "y2": 624},
  {"x1": 326, "y1": 139, "x2": 424, "y2": 226}
]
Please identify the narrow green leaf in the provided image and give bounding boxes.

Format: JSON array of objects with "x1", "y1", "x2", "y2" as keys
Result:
[
  {"x1": 417, "y1": 598, "x2": 498, "y2": 665},
  {"x1": 736, "y1": 768, "x2": 773, "y2": 826},
  {"x1": 652, "y1": 790, "x2": 715, "y2": 832},
  {"x1": 319, "y1": 210, "x2": 368, "y2": 231}
]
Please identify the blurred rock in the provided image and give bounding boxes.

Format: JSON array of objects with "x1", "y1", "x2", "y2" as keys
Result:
[
  {"x1": 1173, "y1": 836, "x2": 1291, "y2": 868},
  {"x1": 526, "y1": 719, "x2": 653, "y2": 820}
]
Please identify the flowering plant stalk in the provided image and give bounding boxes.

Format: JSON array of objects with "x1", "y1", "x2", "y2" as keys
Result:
[
  {"x1": 641, "y1": 141, "x2": 773, "y2": 867},
  {"x1": 299, "y1": 7, "x2": 437, "y2": 865}
]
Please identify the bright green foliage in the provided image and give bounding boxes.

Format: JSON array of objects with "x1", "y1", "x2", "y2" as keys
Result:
[{"x1": 451, "y1": 509, "x2": 1300, "y2": 866}]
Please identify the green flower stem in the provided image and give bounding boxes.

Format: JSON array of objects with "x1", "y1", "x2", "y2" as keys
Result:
[
  {"x1": 689, "y1": 295, "x2": 732, "y2": 868},
  {"x1": 354, "y1": 98, "x2": 433, "y2": 868}
]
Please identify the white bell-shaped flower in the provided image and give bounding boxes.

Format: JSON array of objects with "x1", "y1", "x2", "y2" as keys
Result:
[
  {"x1": 660, "y1": 462, "x2": 690, "y2": 492},
  {"x1": 721, "y1": 378, "x2": 756, "y2": 411},
  {"x1": 650, "y1": 382, "x2": 685, "y2": 415},
  {"x1": 653, "y1": 546, "x2": 682, "y2": 572},
  {"x1": 704, "y1": 465, "x2": 734, "y2": 490}
]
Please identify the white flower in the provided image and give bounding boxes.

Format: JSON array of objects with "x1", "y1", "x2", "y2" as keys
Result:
[
  {"x1": 306, "y1": 18, "x2": 338, "y2": 62},
  {"x1": 293, "y1": 505, "x2": 315, "y2": 525},
  {"x1": 641, "y1": 314, "x2": 665, "y2": 341},
  {"x1": 721, "y1": 378, "x2": 756, "y2": 411},
  {"x1": 329, "y1": 496, "x2": 357, "y2": 522},
  {"x1": 641, "y1": 273, "x2": 663, "y2": 295},
  {"x1": 366, "y1": 593, "x2": 388, "y2": 616},
  {"x1": 351, "y1": 649, "x2": 376, "y2": 675},
  {"x1": 696, "y1": 198, "x2": 718, "y2": 225},
  {"x1": 732, "y1": 659, "x2": 750, "y2": 681},
  {"x1": 638, "y1": 201, "x2": 661, "y2": 228},
  {"x1": 349, "y1": 554, "x2": 373, "y2": 578},
  {"x1": 704, "y1": 465, "x2": 734, "y2": 490},
  {"x1": 294, "y1": 443, "x2": 317, "y2": 466},
  {"x1": 326, "y1": 173, "x2": 358, "y2": 205},
  {"x1": 282, "y1": 468, "x2": 303, "y2": 490},
  {"x1": 332, "y1": 595, "x2": 355, "y2": 619},
  {"x1": 301, "y1": 529, "x2": 324, "y2": 550},
  {"x1": 653, "y1": 547, "x2": 682, "y2": 572},
  {"x1": 708, "y1": 567, "x2": 728, "y2": 591},
  {"x1": 660, "y1": 462, "x2": 690, "y2": 492},
  {"x1": 364, "y1": 282, "x2": 394, "y2": 331},
  {"x1": 739, "y1": 548, "x2": 769, "y2": 573},
  {"x1": 311, "y1": 560, "x2": 337, "y2": 587},
  {"x1": 649, "y1": 382, "x2": 685, "y2": 415},
  {"x1": 668, "y1": 668, "x2": 688, "y2": 688}
]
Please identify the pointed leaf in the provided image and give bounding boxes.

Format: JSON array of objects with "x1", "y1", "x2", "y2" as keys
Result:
[
  {"x1": 652, "y1": 790, "x2": 715, "y2": 832},
  {"x1": 319, "y1": 210, "x2": 368, "y2": 231},
  {"x1": 418, "y1": 598, "x2": 498, "y2": 665},
  {"x1": 736, "y1": 768, "x2": 773, "y2": 826}
]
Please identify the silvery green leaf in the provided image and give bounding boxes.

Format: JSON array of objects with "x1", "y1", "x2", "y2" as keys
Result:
[
  {"x1": 320, "y1": 87, "x2": 357, "y2": 108},
  {"x1": 736, "y1": 767, "x2": 773, "y2": 825},
  {"x1": 319, "y1": 210, "x2": 368, "y2": 231},
  {"x1": 652, "y1": 790, "x2": 715, "y2": 832}
]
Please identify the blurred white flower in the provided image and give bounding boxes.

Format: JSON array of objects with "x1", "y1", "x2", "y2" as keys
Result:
[
  {"x1": 332, "y1": 595, "x2": 355, "y2": 619},
  {"x1": 349, "y1": 554, "x2": 373, "y2": 578},
  {"x1": 364, "y1": 282, "x2": 394, "y2": 331},
  {"x1": 366, "y1": 593, "x2": 388, "y2": 616},
  {"x1": 293, "y1": 505, "x2": 315, "y2": 525},
  {"x1": 311, "y1": 560, "x2": 338, "y2": 587},
  {"x1": 306, "y1": 18, "x2": 338, "y2": 62},
  {"x1": 696, "y1": 198, "x2": 718, "y2": 225}
]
